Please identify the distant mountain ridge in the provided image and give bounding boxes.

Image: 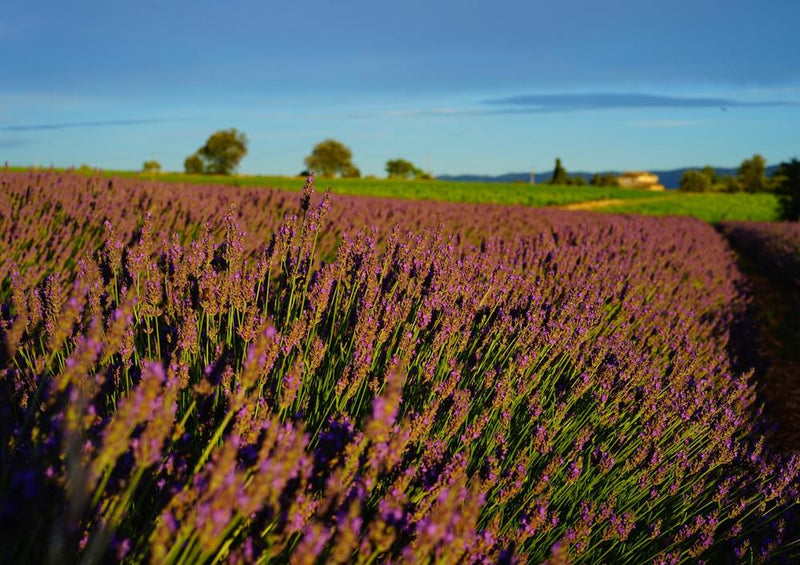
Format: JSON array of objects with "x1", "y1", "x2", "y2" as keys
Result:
[{"x1": 438, "y1": 165, "x2": 781, "y2": 189}]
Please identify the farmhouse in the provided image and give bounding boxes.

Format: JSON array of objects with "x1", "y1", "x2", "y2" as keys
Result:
[{"x1": 617, "y1": 171, "x2": 665, "y2": 191}]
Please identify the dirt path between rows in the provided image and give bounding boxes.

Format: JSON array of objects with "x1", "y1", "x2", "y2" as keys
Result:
[
  {"x1": 561, "y1": 195, "x2": 675, "y2": 211},
  {"x1": 561, "y1": 199, "x2": 628, "y2": 211}
]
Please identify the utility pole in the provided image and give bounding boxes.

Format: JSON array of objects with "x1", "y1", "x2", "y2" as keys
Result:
[{"x1": 530, "y1": 167, "x2": 535, "y2": 185}]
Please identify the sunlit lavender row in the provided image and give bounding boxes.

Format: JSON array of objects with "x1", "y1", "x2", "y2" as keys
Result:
[{"x1": 1, "y1": 171, "x2": 798, "y2": 563}]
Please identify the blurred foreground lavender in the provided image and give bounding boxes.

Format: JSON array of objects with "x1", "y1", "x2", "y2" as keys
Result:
[{"x1": 1, "y1": 171, "x2": 798, "y2": 563}]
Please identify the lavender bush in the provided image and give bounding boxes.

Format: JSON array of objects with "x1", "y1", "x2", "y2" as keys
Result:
[{"x1": 1, "y1": 170, "x2": 798, "y2": 563}]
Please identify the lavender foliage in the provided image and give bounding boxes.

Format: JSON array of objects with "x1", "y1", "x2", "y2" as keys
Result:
[{"x1": 0, "y1": 170, "x2": 798, "y2": 564}]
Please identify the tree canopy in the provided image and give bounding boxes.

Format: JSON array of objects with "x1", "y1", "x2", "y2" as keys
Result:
[
  {"x1": 305, "y1": 139, "x2": 360, "y2": 178},
  {"x1": 678, "y1": 155, "x2": 780, "y2": 193},
  {"x1": 385, "y1": 158, "x2": 433, "y2": 179},
  {"x1": 184, "y1": 128, "x2": 248, "y2": 175},
  {"x1": 679, "y1": 170, "x2": 713, "y2": 192},
  {"x1": 547, "y1": 158, "x2": 585, "y2": 186},
  {"x1": 590, "y1": 173, "x2": 619, "y2": 187},
  {"x1": 700, "y1": 166, "x2": 719, "y2": 186},
  {"x1": 549, "y1": 158, "x2": 569, "y2": 185},
  {"x1": 184, "y1": 154, "x2": 204, "y2": 174},
  {"x1": 776, "y1": 158, "x2": 800, "y2": 221},
  {"x1": 142, "y1": 160, "x2": 161, "y2": 174},
  {"x1": 737, "y1": 154, "x2": 769, "y2": 193},
  {"x1": 385, "y1": 158, "x2": 417, "y2": 179}
]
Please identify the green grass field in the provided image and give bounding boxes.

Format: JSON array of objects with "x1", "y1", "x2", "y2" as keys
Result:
[
  {"x1": 601, "y1": 192, "x2": 781, "y2": 222},
  {"x1": 8, "y1": 166, "x2": 781, "y2": 222}
]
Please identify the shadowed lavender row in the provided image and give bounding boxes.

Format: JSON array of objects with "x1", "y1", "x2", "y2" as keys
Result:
[{"x1": 719, "y1": 220, "x2": 800, "y2": 286}]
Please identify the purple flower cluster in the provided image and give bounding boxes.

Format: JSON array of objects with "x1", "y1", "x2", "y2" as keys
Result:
[{"x1": 0, "y1": 170, "x2": 798, "y2": 563}]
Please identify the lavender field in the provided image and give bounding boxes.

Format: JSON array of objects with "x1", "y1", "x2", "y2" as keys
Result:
[{"x1": 1, "y1": 170, "x2": 798, "y2": 564}]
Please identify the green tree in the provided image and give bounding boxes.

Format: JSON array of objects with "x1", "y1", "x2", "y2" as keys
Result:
[
  {"x1": 776, "y1": 158, "x2": 800, "y2": 221},
  {"x1": 305, "y1": 139, "x2": 358, "y2": 178},
  {"x1": 142, "y1": 160, "x2": 161, "y2": 174},
  {"x1": 590, "y1": 173, "x2": 619, "y2": 187},
  {"x1": 341, "y1": 163, "x2": 362, "y2": 178},
  {"x1": 385, "y1": 158, "x2": 417, "y2": 179},
  {"x1": 549, "y1": 158, "x2": 569, "y2": 185},
  {"x1": 184, "y1": 154, "x2": 204, "y2": 174},
  {"x1": 700, "y1": 165, "x2": 719, "y2": 186},
  {"x1": 720, "y1": 175, "x2": 743, "y2": 193},
  {"x1": 738, "y1": 154, "x2": 768, "y2": 192},
  {"x1": 680, "y1": 170, "x2": 713, "y2": 192},
  {"x1": 184, "y1": 128, "x2": 248, "y2": 175}
]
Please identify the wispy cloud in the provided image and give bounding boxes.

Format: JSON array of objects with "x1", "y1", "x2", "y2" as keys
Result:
[
  {"x1": 365, "y1": 92, "x2": 796, "y2": 121},
  {"x1": 482, "y1": 92, "x2": 795, "y2": 112},
  {"x1": 0, "y1": 117, "x2": 193, "y2": 132}
]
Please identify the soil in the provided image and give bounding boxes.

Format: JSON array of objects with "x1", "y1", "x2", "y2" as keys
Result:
[
  {"x1": 560, "y1": 195, "x2": 673, "y2": 212},
  {"x1": 560, "y1": 199, "x2": 628, "y2": 211}
]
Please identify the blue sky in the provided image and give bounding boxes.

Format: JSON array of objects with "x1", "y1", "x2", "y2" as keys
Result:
[{"x1": 2, "y1": 0, "x2": 799, "y2": 177}]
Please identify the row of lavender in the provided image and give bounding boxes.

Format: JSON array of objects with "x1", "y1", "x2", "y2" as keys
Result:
[
  {"x1": 1, "y1": 169, "x2": 582, "y2": 287},
  {"x1": 1, "y1": 171, "x2": 798, "y2": 563},
  {"x1": 718, "y1": 220, "x2": 800, "y2": 287}
]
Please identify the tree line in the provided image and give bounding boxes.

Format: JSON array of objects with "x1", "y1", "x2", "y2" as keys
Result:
[
  {"x1": 545, "y1": 157, "x2": 620, "y2": 187},
  {"x1": 145, "y1": 130, "x2": 432, "y2": 181},
  {"x1": 678, "y1": 154, "x2": 800, "y2": 221},
  {"x1": 679, "y1": 154, "x2": 778, "y2": 193},
  {"x1": 299, "y1": 140, "x2": 433, "y2": 180},
  {"x1": 143, "y1": 129, "x2": 800, "y2": 221}
]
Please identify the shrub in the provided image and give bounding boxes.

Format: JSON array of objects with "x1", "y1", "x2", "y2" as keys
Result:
[
  {"x1": 680, "y1": 170, "x2": 713, "y2": 192},
  {"x1": 776, "y1": 158, "x2": 800, "y2": 221},
  {"x1": 142, "y1": 160, "x2": 161, "y2": 174}
]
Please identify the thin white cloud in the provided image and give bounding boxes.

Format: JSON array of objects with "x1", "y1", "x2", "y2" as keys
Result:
[
  {"x1": 483, "y1": 92, "x2": 796, "y2": 112},
  {"x1": 736, "y1": 86, "x2": 800, "y2": 98},
  {"x1": 355, "y1": 91, "x2": 798, "y2": 121}
]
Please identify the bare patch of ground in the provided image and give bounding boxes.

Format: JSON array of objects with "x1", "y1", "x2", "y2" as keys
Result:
[{"x1": 561, "y1": 199, "x2": 628, "y2": 211}]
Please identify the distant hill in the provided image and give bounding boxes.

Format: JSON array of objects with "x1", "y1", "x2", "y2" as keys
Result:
[{"x1": 438, "y1": 165, "x2": 780, "y2": 189}]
